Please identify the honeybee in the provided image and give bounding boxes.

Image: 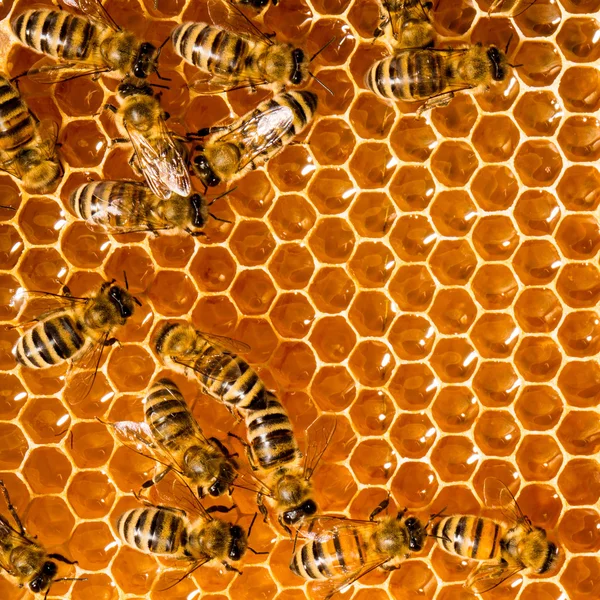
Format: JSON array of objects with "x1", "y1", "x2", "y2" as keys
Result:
[
  {"x1": 154, "y1": 321, "x2": 268, "y2": 412},
  {"x1": 106, "y1": 82, "x2": 191, "y2": 200},
  {"x1": 488, "y1": 0, "x2": 538, "y2": 16},
  {"x1": 11, "y1": 0, "x2": 164, "y2": 84},
  {"x1": 171, "y1": 0, "x2": 308, "y2": 94},
  {"x1": 290, "y1": 497, "x2": 425, "y2": 599},
  {"x1": 0, "y1": 74, "x2": 61, "y2": 194},
  {"x1": 0, "y1": 480, "x2": 83, "y2": 596},
  {"x1": 103, "y1": 377, "x2": 239, "y2": 498},
  {"x1": 70, "y1": 179, "x2": 227, "y2": 236},
  {"x1": 374, "y1": 0, "x2": 434, "y2": 49},
  {"x1": 13, "y1": 279, "x2": 140, "y2": 392},
  {"x1": 190, "y1": 90, "x2": 317, "y2": 188},
  {"x1": 430, "y1": 478, "x2": 560, "y2": 593},
  {"x1": 366, "y1": 44, "x2": 510, "y2": 115}
]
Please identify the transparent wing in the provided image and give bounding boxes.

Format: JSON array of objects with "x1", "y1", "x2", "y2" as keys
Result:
[
  {"x1": 63, "y1": 0, "x2": 121, "y2": 30},
  {"x1": 146, "y1": 475, "x2": 212, "y2": 523},
  {"x1": 15, "y1": 290, "x2": 89, "y2": 327},
  {"x1": 187, "y1": 70, "x2": 268, "y2": 95},
  {"x1": 197, "y1": 331, "x2": 251, "y2": 354},
  {"x1": 466, "y1": 560, "x2": 524, "y2": 594},
  {"x1": 34, "y1": 119, "x2": 59, "y2": 159},
  {"x1": 171, "y1": 354, "x2": 245, "y2": 388},
  {"x1": 125, "y1": 118, "x2": 191, "y2": 200},
  {"x1": 298, "y1": 516, "x2": 378, "y2": 541},
  {"x1": 206, "y1": 0, "x2": 275, "y2": 42},
  {"x1": 483, "y1": 478, "x2": 526, "y2": 528},
  {"x1": 27, "y1": 56, "x2": 111, "y2": 84},
  {"x1": 0, "y1": 516, "x2": 35, "y2": 575},
  {"x1": 0, "y1": 148, "x2": 21, "y2": 179}
]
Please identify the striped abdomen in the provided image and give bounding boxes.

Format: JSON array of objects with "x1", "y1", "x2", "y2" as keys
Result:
[
  {"x1": 0, "y1": 75, "x2": 34, "y2": 152},
  {"x1": 117, "y1": 508, "x2": 187, "y2": 555},
  {"x1": 70, "y1": 180, "x2": 154, "y2": 230},
  {"x1": 14, "y1": 311, "x2": 88, "y2": 369},
  {"x1": 365, "y1": 49, "x2": 448, "y2": 101},
  {"x1": 246, "y1": 396, "x2": 300, "y2": 471},
  {"x1": 290, "y1": 526, "x2": 372, "y2": 581},
  {"x1": 193, "y1": 342, "x2": 268, "y2": 411},
  {"x1": 144, "y1": 378, "x2": 198, "y2": 452},
  {"x1": 171, "y1": 22, "x2": 258, "y2": 78},
  {"x1": 11, "y1": 9, "x2": 102, "y2": 62},
  {"x1": 432, "y1": 516, "x2": 502, "y2": 561}
]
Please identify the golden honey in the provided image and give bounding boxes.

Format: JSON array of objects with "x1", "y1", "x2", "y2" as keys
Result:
[{"x1": 0, "y1": 0, "x2": 599, "y2": 598}]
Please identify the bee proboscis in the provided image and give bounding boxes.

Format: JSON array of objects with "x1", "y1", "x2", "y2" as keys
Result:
[
  {"x1": 103, "y1": 377, "x2": 239, "y2": 499},
  {"x1": 0, "y1": 480, "x2": 84, "y2": 595},
  {"x1": 190, "y1": 90, "x2": 318, "y2": 188},
  {"x1": 430, "y1": 477, "x2": 560, "y2": 593},
  {"x1": 106, "y1": 82, "x2": 191, "y2": 200},
  {"x1": 289, "y1": 496, "x2": 425, "y2": 599},
  {"x1": 373, "y1": 0, "x2": 435, "y2": 49},
  {"x1": 0, "y1": 74, "x2": 62, "y2": 194},
  {"x1": 11, "y1": 0, "x2": 165, "y2": 84}
]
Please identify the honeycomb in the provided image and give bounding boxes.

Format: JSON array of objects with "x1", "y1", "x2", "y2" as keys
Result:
[{"x1": 0, "y1": 0, "x2": 599, "y2": 598}]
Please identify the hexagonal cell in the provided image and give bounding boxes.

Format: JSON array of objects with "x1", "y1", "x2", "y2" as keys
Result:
[
  {"x1": 557, "y1": 16, "x2": 600, "y2": 62},
  {"x1": 556, "y1": 263, "x2": 600, "y2": 308},
  {"x1": 22, "y1": 447, "x2": 72, "y2": 494},
  {"x1": 348, "y1": 241, "x2": 395, "y2": 288},
  {"x1": 558, "y1": 360, "x2": 600, "y2": 408},
  {"x1": 472, "y1": 115, "x2": 520, "y2": 162},
  {"x1": 228, "y1": 171, "x2": 274, "y2": 218},
  {"x1": 106, "y1": 345, "x2": 154, "y2": 392},
  {"x1": 471, "y1": 165, "x2": 519, "y2": 211},
  {"x1": 431, "y1": 95, "x2": 478, "y2": 138},
  {"x1": 191, "y1": 296, "x2": 237, "y2": 338},
  {"x1": 470, "y1": 314, "x2": 520, "y2": 359},
  {"x1": 429, "y1": 240, "x2": 478, "y2": 285},
  {"x1": 350, "y1": 439, "x2": 397, "y2": 484},
  {"x1": 68, "y1": 421, "x2": 114, "y2": 469},
  {"x1": 472, "y1": 216, "x2": 519, "y2": 261},
  {"x1": 514, "y1": 140, "x2": 563, "y2": 187},
  {"x1": 269, "y1": 243, "x2": 315, "y2": 290},
  {"x1": 514, "y1": 336, "x2": 562, "y2": 383},
  {"x1": 104, "y1": 246, "x2": 155, "y2": 293},
  {"x1": 430, "y1": 190, "x2": 477, "y2": 237},
  {"x1": 62, "y1": 371, "x2": 113, "y2": 420},
  {"x1": 0, "y1": 274, "x2": 22, "y2": 321},
  {"x1": 70, "y1": 573, "x2": 118, "y2": 600},
  {"x1": 311, "y1": 463, "x2": 358, "y2": 512},
  {"x1": 59, "y1": 120, "x2": 107, "y2": 167},
  {"x1": 430, "y1": 141, "x2": 478, "y2": 186},
  {"x1": 309, "y1": 118, "x2": 356, "y2": 165},
  {"x1": 556, "y1": 214, "x2": 600, "y2": 260},
  {"x1": 558, "y1": 458, "x2": 600, "y2": 506},
  {"x1": 20, "y1": 395, "x2": 69, "y2": 444},
  {"x1": 516, "y1": 435, "x2": 564, "y2": 481},
  {"x1": 270, "y1": 342, "x2": 316, "y2": 390},
  {"x1": 348, "y1": 92, "x2": 396, "y2": 140},
  {"x1": 348, "y1": 141, "x2": 396, "y2": 189},
  {"x1": 147, "y1": 271, "x2": 196, "y2": 317},
  {"x1": 559, "y1": 508, "x2": 600, "y2": 554},
  {"x1": 0, "y1": 373, "x2": 26, "y2": 421},
  {"x1": 26, "y1": 495, "x2": 75, "y2": 546},
  {"x1": 19, "y1": 247, "x2": 67, "y2": 292},
  {"x1": 473, "y1": 361, "x2": 521, "y2": 407},
  {"x1": 388, "y1": 315, "x2": 435, "y2": 361},
  {"x1": 309, "y1": 218, "x2": 356, "y2": 264},
  {"x1": 389, "y1": 165, "x2": 436, "y2": 211},
  {"x1": 67, "y1": 471, "x2": 116, "y2": 519},
  {"x1": 558, "y1": 311, "x2": 600, "y2": 358},
  {"x1": 472, "y1": 458, "x2": 519, "y2": 504},
  {"x1": 558, "y1": 116, "x2": 600, "y2": 162},
  {"x1": 311, "y1": 366, "x2": 356, "y2": 412},
  {"x1": 389, "y1": 363, "x2": 438, "y2": 411},
  {"x1": 310, "y1": 69, "x2": 355, "y2": 116},
  {"x1": 518, "y1": 483, "x2": 562, "y2": 529},
  {"x1": 268, "y1": 194, "x2": 316, "y2": 241},
  {"x1": 235, "y1": 318, "x2": 278, "y2": 365},
  {"x1": 17, "y1": 197, "x2": 63, "y2": 245},
  {"x1": 474, "y1": 411, "x2": 521, "y2": 457},
  {"x1": 515, "y1": 386, "x2": 563, "y2": 432},
  {"x1": 432, "y1": 386, "x2": 479, "y2": 434},
  {"x1": 390, "y1": 215, "x2": 437, "y2": 263},
  {"x1": 514, "y1": 41, "x2": 562, "y2": 86},
  {"x1": 513, "y1": 239, "x2": 561, "y2": 285},
  {"x1": 559, "y1": 66, "x2": 600, "y2": 113},
  {"x1": 390, "y1": 412, "x2": 436, "y2": 459},
  {"x1": 557, "y1": 165, "x2": 600, "y2": 211},
  {"x1": 68, "y1": 522, "x2": 118, "y2": 572},
  {"x1": 0, "y1": 224, "x2": 24, "y2": 271},
  {"x1": 514, "y1": 190, "x2": 561, "y2": 236},
  {"x1": 557, "y1": 410, "x2": 600, "y2": 455},
  {"x1": 389, "y1": 560, "x2": 437, "y2": 599},
  {"x1": 348, "y1": 291, "x2": 395, "y2": 337},
  {"x1": 390, "y1": 116, "x2": 437, "y2": 162},
  {"x1": 431, "y1": 436, "x2": 479, "y2": 482},
  {"x1": 0, "y1": 423, "x2": 28, "y2": 469},
  {"x1": 429, "y1": 289, "x2": 477, "y2": 335},
  {"x1": 270, "y1": 293, "x2": 315, "y2": 339},
  {"x1": 307, "y1": 167, "x2": 356, "y2": 214},
  {"x1": 391, "y1": 461, "x2": 438, "y2": 508},
  {"x1": 350, "y1": 389, "x2": 394, "y2": 436},
  {"x1": 148, "y1": 233, "x2": 195, "y2": 269},
  {"x1": 514, "y1": 91, "x2": 562, "y2": 136},
  {"x1": 389, "y1": 265, "x2": 435, "y2": 312},
  {"x1": 309, "y1": 266, "x2": 355, "y2": 313},
  {"x1": 432, "y1": 1, "x2": 476, "y2": 35},
  {"x1": 230, "y1": 270, "x2": 277, "y2": 316},
  {"x1": 229, "y1": 221, "x2": 276, "y2": 266},
  {"x1": 430, "y1": 339, "x2": 478, "y2": 384},
  {"x1": 310, "y1": 316, "x2": 356, "y2": 362},
  {"x1": 349, "y1": 340, "x2": 395, "y2": 387},
  {"x1": 268, "y1": 146, "x2": 316, "y2": 192},
  {"x1": 110, "y1": 547, "x2": 157, "y2": 595},
  {"x1": 348, "y1": 191, "x2": 396, "y2": 238}
]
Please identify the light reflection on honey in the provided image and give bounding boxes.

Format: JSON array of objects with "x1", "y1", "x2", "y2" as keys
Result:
[{"x1": 0, "y1": 0, "x2": 600, "y2": 598}]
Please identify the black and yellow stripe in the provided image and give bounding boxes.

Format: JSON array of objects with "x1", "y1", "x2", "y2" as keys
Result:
[
  {"x1": 0, "y1": 75, "x2": 34, "y2": 153},
  {"x1": 432, "y1": 516, "x2": 502, "y2": 561}
]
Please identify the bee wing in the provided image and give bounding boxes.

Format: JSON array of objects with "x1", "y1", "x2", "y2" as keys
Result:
[
  {"x1": 196, "y1": 331, "x2": 251, "y2": 354},
  {"x1": 148, "y1": 476, "x2": 212, "y2": 522},
  {"x1": 187, "y1": 70, "x2": 268, "y2": 95},
  {"x1": 27, "y1": 56, "x2": 111, "y2": 84},
  {"x1": 297, "y1": 515, "x2": 378, "y2": 540},
  {"x1": 206, "y1": 0, "x2": 274, "y2": 43},
  {"x1": 171, "y1": 354, "x2": 245, "y2": 389},
  {"x1": 125, "y1": 119, "x2": 191, "y2": 200},
  {"x1": 63, "y1": 0, "x2": 121, "y2": 30},
  {"x1": 0, "y1": 148, "x2": 22, "y2": 179},
  {"x1": 0, "y1": 516, "x2": 36, "y2": 575},
  {"x1": 466, "y1": 560, "x2": 524, "y2": 594},
  {"x1": 483, "y1": 477, "x2": 526, "y2": 528},
  {"x1": 34, "y1": 119, "x2": 60, "y2": 159}
]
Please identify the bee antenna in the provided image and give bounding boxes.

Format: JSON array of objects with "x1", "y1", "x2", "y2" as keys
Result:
[
  {"x1": 149, "y1": 82, "x2": 170, "y2": 90},
  {"x1": 309, "y1": 72, "x2": 334, "y2": 96},
  {"x1": 508, "y1": 62, "x2": 523, "y2": 68},
  {"x1": 309, "y1": 36, "x2": 336, "y2": 63},
  {"x1": 504, "y1": 33, "x2": 513, "y2": 55},
  {"x1": 209, "y1": 212, "x2": 233, "y2": 224},
  {"x1": 248, "y1": 546, "x2": 270, "y2": 555},
  {"x1": 208, "y1": 187, "x2": 236, "y2": 206},
  {"x1": 247, "y1": 512, "x2": 258, "y2": 538},
  {"x1": 123, "y1": 271, "x2": 129, "y2": 290},
  {"x1": 0, "y1": 205, "x2": 16, "y2": 211}
]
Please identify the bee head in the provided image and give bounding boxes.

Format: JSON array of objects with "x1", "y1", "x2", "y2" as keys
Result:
[
  {"x1": 190, "y1": 193, "x2": 209, "y2": 228},
  {"x1": 133, "y1": 42, "x2": 158, "y2": 79},
  {"x1": 487, "y1": 45, "x2": 507, "y2": 81},
  {"x1": 193, "y1": 153, "x2": 220, "y2": 188},
  {"x1": 22, "y1": 158, "x2": 62, "y2": 195},
  {"x1": 403, "y1": 516, "x2": 425, "y2": 552},
  {"x1": 107, "y1": 284, "x2": 136, "y2": 319},
  {"x1": 290, "y1": 48, "x2": 307, "y2": 85},
  {"x1": 29, "y1": 561, "x2": 57, "y2": 594},
  {"x1": 282, "y1": 499, "x2": 318, "y2": 526},
  {"x1": 228, "y1": 525, "x2": 248, "y2": 561},
  {"x1": 208, "y1": 462, "x2": 236, "y2": 497}
]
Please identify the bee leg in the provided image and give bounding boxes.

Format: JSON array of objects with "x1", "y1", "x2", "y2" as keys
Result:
[
  {"x1": 257, "y1": 493, "x2": 269, "y2": 523},
  {"x1": 369, "y1": 494, "x2": 391, "y2": 521},
  {"x1": 277, "y1": 514, "x2": 292, "y2": 536},
  {"x1": 104, "y1": 103, "x2": 118, "y2": 114},
  {"x1": 228, "y1": 433, "x2": 258, "y2": 470},
  {"x1": 206, "y1": 504, "x2": 236, "y2": 514},
  {"x1": 0, "y1": 481, "x2": 25, "y2": 535},
  {"x1": 47, "y1": 553, "x2": 77, "y2": 565},
  {"x1": 223, "y1": 562, "x2": 242, "y2": 574},
  {"x1": 416, "y1": 92, "x2": 454, "y2": 117},
  {"x1": 104, "y1": 337, "x2": 119, "y2": 347},
  {"x1": 110, "y1": 137, "x2": 130, "y2": 147},
  {"x1": 141, "y1": 465, "x2": 172, "y2": 490},
  {"x1": 61, "y1": 285, "x2": 72, "y2": 297},
  {"x1": 208, "y1": 437, "x2": 234, "y2": 457}
]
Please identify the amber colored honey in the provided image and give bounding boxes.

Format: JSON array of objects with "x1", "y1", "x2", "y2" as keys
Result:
[{"x1": 1, "y1": 0, "x2": 600, "y2": 598}]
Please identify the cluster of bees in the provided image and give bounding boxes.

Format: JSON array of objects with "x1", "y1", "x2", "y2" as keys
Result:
[{"x1": 0, "y1": 0, "x2": 563, "y2": 598}]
